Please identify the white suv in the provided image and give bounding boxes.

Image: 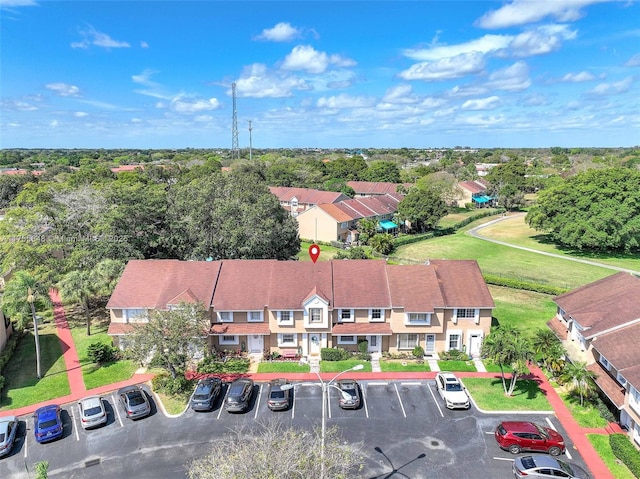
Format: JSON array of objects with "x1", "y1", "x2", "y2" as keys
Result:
[{"x1": 435, "y1": 372, "x2": 470, "y2": 409}]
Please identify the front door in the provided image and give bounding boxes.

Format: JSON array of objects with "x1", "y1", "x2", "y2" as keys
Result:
[
  {"x1": 309, "y1": 334, "x2": 321, "y2": 356},
  {"x1": 367, "y1": 335, "x2": 381, "y2": 353},
  {"x1": 469, "y1": 334, "x2": 482, "y2": 358},
  {"x1": 248, "y1": 335, "x2": 263, "y2": 354},
  {"x1": 425, "y1": 334, "x2": 436, "y2": 354}
]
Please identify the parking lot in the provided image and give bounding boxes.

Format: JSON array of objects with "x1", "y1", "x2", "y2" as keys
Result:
[{"x1": 0, "y1": 379, "x2": 589, "y2": 479}]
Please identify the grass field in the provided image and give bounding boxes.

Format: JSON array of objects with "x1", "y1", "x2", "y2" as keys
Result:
[
  {"x1": 380, "y1": 360, "x2": 430, "y2": 372},
  {"x1": 489, "y1": 285, "x2": 557, "y2": 334},
  {"x1": 0, "y1": 324, "x2": 70, "y2": 410},
  {"x1": 463, "y1": 377, "x2": 553, "y2": 411},
  {"x1": 588, "y1": 434, "x2": 636, "y2": 479},
  {"x1": 257, "y1": 362, "x2": 311, "y2": 373},
  {"x1": 319, "y1": 360, "x2": 372, "y2": 373}
]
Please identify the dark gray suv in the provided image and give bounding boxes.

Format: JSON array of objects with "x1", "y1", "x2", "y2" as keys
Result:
[
  {"x1": 224, "y1": 378, "x2": 254, "y2": 413},
  {"x1": 190, "y1": 378, "x2": 222, "y2": 411}
]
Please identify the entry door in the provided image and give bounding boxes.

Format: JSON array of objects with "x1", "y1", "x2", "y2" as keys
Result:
[
  {"x1": 367, "y1": 335, "x2": 381, "y2": 353},
  {"x1": 248, "y1": 335, "x2": 263, "y2": 354},
  {"x1": 309, "y1": 334, "x2": 321, "y2": 355},
  {"x1": 469, "y1": 334, "x2": 482, "y2": 358},
  {"x1": 425, "y1": 334, "x2": 436, "y2": 354}
]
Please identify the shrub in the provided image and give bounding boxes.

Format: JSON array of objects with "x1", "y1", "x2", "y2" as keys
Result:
[
  {"x1": 483, "y1": 274, "x2": 569, "y2": 296},
  {"x1": 152, "y1": 372, "x2": 194, "y2": 395},
  {"x1": 0, "y1": 326, "x2": 23, "y2": 374},
  {"x1": 595, "y1": 394, "x2": 617, "y2": 423},
  {"x1": 439, "y1": 349, "x2": 469, "y2": 361},
  {"x1": 355, "y1": 340, "x2": 371, "y2": 361},
  {"x1": 0, "y1": 375, "x2": 5, "y2": 392},
  {"x1": 196, "y1": 356, "x2": 250, "y2": 374},
  {"x1": 412, "y1": 345, "x2": 424, "y2": 359},
  {"x1": 321, "y1": 347, "x2": 351, "y2": 361},
  {"x1": 86, "y1": 342, "x2": 119, "y2": 364},
  {"x1": 610, "y1": 434, "x2": 640, "y2": 477}
]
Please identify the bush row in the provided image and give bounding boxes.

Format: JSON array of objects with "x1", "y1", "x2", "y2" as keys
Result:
[
  {"x1": 483, "y1": 274, "x2": 570, "y2": 296},
  {"x1": 0, "y1": 326, "x2": 23, "y2": 393},
  {"x1": 196, "y1": 356, "x2": 250, "y2": 374},
  {"x1": 609, "y1": 434, "x2": 640, "y2": 477},
  {"x1": 320, "y1": 347, "x2": 352, "y2": 361}
]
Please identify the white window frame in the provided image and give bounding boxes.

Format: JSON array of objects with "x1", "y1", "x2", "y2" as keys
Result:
[
  {"x1": 599, "y1": 355, "x2": 610, "y2": 370},
  {"x1": 291, "y1": 197, "x2": 298, "y2": 208},
  {"x1": 339, "y1": 309, "x2": 355, "y2": 323},
  {"x1": 369, "y1": 309, "x2": 384, "y2": 322},
  {"x1": 617, "y1": 372, "x2": 628, "y2": 388},
  {"x1": 219, "y1": 335, "x2": 239, "y2": 345},
  {"x1": 217, "y1": 311, "x2": 233, "y2": 323},
  {"x1": 337, "y1": 335, "x2": 357, "y2": 345},
  {"x1": 309, "y1": 308, "x2": 323, "y2": 323},
  {"x1": 277, "y1": 333, "x2": 297, "y2": 347},
  {"x1": 405, "y1": 312, "x2": 431, "y2": 325},
  {"x1": 446, "y1": 330, "x2": 462, "y2": 351},
  {"x1": 340, "y1": 221, "x2": 348, "y2": 228},
  {"x1": 630, "y1": 386, "x2": 640, "y2": 415},
  {"x1": 397, "y1": 333, "x2": 419, "y2": 350},
  {"x1": 124, "y1": 308, "x2": 147, "y2": 323},
  {"x1": 277, "y1": 310, "x2": 294, "y2": 325},
  {"x1": 248, "y1": 311, "x2": 263, "y2": 322}
]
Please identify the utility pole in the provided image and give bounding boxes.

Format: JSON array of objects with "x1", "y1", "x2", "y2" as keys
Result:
[
  {"x1": 231, "y1": 82, "x2": 239, "y2": 160},
  {"x1": 248, "y1": 120, "x2": 253, "y2": 161}
]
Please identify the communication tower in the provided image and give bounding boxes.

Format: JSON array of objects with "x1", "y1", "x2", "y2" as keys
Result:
[{"x1": 231, "y1": 82, "x2": 239, "y2": 159}]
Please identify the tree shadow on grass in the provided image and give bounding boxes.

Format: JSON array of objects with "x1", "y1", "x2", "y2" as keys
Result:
[{"x1": 489, "y1": 378, "x2": 548, "y2": 400}]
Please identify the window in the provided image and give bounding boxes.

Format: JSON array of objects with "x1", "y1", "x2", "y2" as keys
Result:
[
  {"x1": 456, "y1": 308, "x2": 475, "y2": 318},
  {"x1": 248, "y1": 311, "x2": 263, "y2": 322},
  {"x1": 278, "y1": 333, "x2": 297, "y2": 346},
  {"x1": 340, "y1": 222, "x2": 348, "y2": 228},
  {"x1": 397, "y1": 334, "x2": 419, "y2": 350},
  {"x1": 219, "y1": 335, "x2": 238, "y2": 345},
  {"x1": 617, "y1": 372, "x2": 628, "y2": 388},
  {"x1": 310, "y1": 308, "x2": 322, "y2": 323},
  {"x1": 447, "y1": 333, "x2": 462, "y2": 351},
  {"x1": 339, "y1": 309, "x2": 354, "y2": 322},
  {"x1": 599, "y1": 355, "x2": 610, "y2": 370},
  {"x1": 217, "y1": 312, "x2": 233, "y2": 322},
  {"x1": 337, "y1": 335, "x2": 357, "y2": 344},
  {"x1": 278, "y1": 311, "x2": 293, "y2": 324},
  {"x1": 124, "y1": 309, "x2": 146, "y2": 323},
  {"x1": 406, "y1": 313, "x2": 431, "y2": 324},
  {"x1": 369, "y1": 309, "x2": 384, "y2": 322},
  {"x1": 291, "y1": 198, "x2": 298, "y2": 208}
]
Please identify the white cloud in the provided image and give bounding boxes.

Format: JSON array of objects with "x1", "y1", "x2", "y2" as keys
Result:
[
  {"x1": 0, "y1": 0, "x2": 37, "y2": 7},
  {"x1": 382, "y1": 84, "x2": 420, "y2": 104},
  {"x1": 475, "y1": 0, "x2": 605, "y2": 29},
  {"x1": 485, "y1": 61, "x2": 531, "y2": 91},
  {"x1": 71, "y1": 25, "x2": 130, "y2": 49},
  {"x1": 587, "y1": 77, "x2": 633, "y2": 96},
  {"x1": 462, "y1": 96, "x2": 501, "y2": 110},
  {"x1": 506, "y1": 25, "x2": 577, "y2": 58},
  {"x1": 74, "y1": 111, "x2": 88, "y2": 117},
  {"x1": 45, "y1": 82, "x2": 81, "y2": 97},
  {"x1": 398, "y1": 52, "x2": 485, "y2": 81},
  {"x1": 316, "y1": 94, "x2": 375, "y2": 109},
  {"x1": 403, "y1": 34, "x2": 512, "y2": 61},
  {"x1": 457, "y1": 114, "x2": 505, "y2": 126},
  {"x1": 235, "y1": 63, "x2": 309, "y2": 98},
  {"x1": 255, "y1": 22, "x2": 301, "y2": 42},
  {"x1": 170, "y1": 95, "x2": 221, "y2": 114},
  {"x1": 560, "y1": 71, "x2": 595, "y2": 82},
  {"x1": 624, "y1": 53, "x2": 640, "y2": 67},
  {"x1": 1, "y1": 99, "x2": 39, "y2": 111},
  {"x1": 140, "y1": 41, "x2": 149, "y2": 48},
  {"x1": 281, "y1": 45, "x2": 355, "y2": 74}
]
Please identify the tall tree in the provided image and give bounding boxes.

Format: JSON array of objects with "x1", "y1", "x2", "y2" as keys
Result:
[
  {"x1": 481, "y1": 326, "x2": 534, "y2": 396},
  {"x1": 1, "y1": 270, "x2": 51, "y2": 328},
  {"x1": 125, "y1": 302, "x2": 210, "y2": 379},
  {"x1": 362, "y1": 160, "x2": 401, "y2": 183},
  {"x1": 485, "y1": 159, "x2": 526, "y2": 210},
  {"x1": 57, "y1": 270, "x2": 94, "y2": 335},
  {"x1": 396, "y1": 180, "x2": 447, "y2": 233},
  {"x1": 560, "y1": 361, "x2": 598, "y2": 406},
  {"x1": 530, "y1": 328, "x2": 566, "y2": 377}
]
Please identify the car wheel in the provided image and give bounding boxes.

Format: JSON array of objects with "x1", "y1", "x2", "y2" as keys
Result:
[
  {"x1": 508, "y1": 444, "x2": 521, "y2": 454},
  {"x1": 548, "y1": 446, "x2": 562, "y2": 456}
]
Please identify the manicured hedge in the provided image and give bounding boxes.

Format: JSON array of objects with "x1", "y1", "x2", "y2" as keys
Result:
[
  {"x1": 196, "y1": 356, "x2": 250, "y2": 374},
  {"x1": 321, "y1": 347, "x2": 351, "y2": 361},
  {"x1": 483, "y1": 274, "x2": 570, "y2": 296},
  {"x1": 609, "y1": 433, "x2": 640, "y2": 477}
]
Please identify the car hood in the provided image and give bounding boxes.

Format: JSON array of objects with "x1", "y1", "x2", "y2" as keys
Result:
[{"x1": 443, "y1": 390, "x2": 468, "y2": 402}]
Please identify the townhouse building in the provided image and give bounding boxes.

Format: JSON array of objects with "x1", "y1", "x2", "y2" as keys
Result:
[
  {"x1": 268, "y1": 186, "x2": 348, "y2": 217},
  {"x1": 549, "y1": 272, "x2": 640, "y2": 447},
  {"x1": 107, "y1": 258, "x2": 494, "y2": 360}
]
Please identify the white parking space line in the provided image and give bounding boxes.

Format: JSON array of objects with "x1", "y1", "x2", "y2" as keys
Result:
[
  {"x1": 112, "y1": 394, "x2": 124, "y2": 427},
  {"x1": 217, "y1": 388, "x2": 229, "y2": 419},
  {"x1": 494, "y1": 457, "x2": 515, "y2": 462},
  {"x1": 393, "y1": 383, "x2": 406, "y2": 418},
  {"x1": 72, "y1": 406, "x2": 80, "y2": 441},
  {"x1": 400, "y1": 382, "x2": 421, "y2": 386},
  {"x1": 545, "y1": 417, "x2": 572, "y2": 459},
  {"x1": 291, "y1": 386, "x2": 296, "y2": 419},
  {"x1": 368, "y1": 382, "x2": 388, "y2": 386},
  {"x1": 362, "y1": 385, "x2": 369, "y2": 418},
  {"x1": 427, "y1": 382, "x2": 445, "y2": 417},
  {"x1": 24, "y1": 420, "x2": 29, "y2": 458},
  {"x1": 254, "y1": 384, "x2": 263, "y2": 419}
]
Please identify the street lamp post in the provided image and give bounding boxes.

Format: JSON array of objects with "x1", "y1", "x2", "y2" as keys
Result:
[
  {"x1": 315, "y1": 364, "x2": 364, "y2": 479},
  {"x1": 27, "y1": 287, "x2": 42, "y2": 379}
]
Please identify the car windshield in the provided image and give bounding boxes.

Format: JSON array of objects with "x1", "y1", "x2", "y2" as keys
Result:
[
  {"x1": 558, "y1": 460, "x2": 574, "y2": 475},
  {"x1": 445, "y1": 383, "x2": 462, "y2": 391},
  {"x1": 341, "y1": 386, "x2": 356, "y2": 395},
  {"x1": 84, "y1": 406, "x2": 102, "y2": 416},
  {"x1": 40, "y1": 419, "x2": 58, "y2": 429},
  {"x1": 127, "y1": 394, "x2": 145, "y2": 406},
  {"x1": 0, "y1": 433, "x2": 5, "y2": 442},
  {"x1": 270, "y1": 391, "x2": 285, "y2": 399},
  {"x1": 534, "y1": 424, "x2": 550, "y2": 438},
  {"x1": 193, "y1": 393, "x2": 210, "y2": 400},
  {"x1": 227, "y1": 397, "x2": 239, "y2": 403}
]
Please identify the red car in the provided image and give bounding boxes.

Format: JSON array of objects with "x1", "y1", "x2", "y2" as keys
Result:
[{"x1": 495, "y1": 421, "x2": 565, "y2": 456}]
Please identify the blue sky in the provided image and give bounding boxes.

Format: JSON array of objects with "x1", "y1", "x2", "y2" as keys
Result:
[{"x1": 1, "y1": 0, "x2": 639, "y2": 149}]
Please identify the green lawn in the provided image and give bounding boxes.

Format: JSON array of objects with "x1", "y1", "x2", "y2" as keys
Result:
[
  {"x1": 320, "y1": 360, "x2": 372, "y2": 373},
  {"x1": 438, "y1": 360, "x2": 477, "y2": 372},
  {"x1": 559, "y1": 392, "x2": 608, "y2": 428},
  {"x1": 489, "y1": 285, "x2": 557, "y2": 334},
  {"x1": 462, "y1": 377, "x2": 553, "y2": 411},
  {"x1": 380, "y1": 360, "x2": 430, "y2": 372},
  {"x1": 588, "y1": 434, "x2": 636, "y2": 479},
  {"x1": 0, "y1": 325, "x2": 70, "y2": 410},
  {"x1": 437, "y1": 208, "x2": 501, "y2": 229},
  {"x1": 69, "y1": 314, "x2": 138, "y2": 390},
  {"x1": 482, "y1": 360, "x2": 506, "y2": 373},
  {"x1": 298, "y1": 241, "x2": 343, "y2": 261},
  {"x1": 257, "y1": 362, "x2": 311, "y2": 373}
]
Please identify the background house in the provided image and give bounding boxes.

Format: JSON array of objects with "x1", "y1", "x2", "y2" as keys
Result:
[
  {"x1": 346, "y1": 181, "x2": 412, "y2": 197},
  {"x1": 548, "y1": 272, "x2": 640, "y2": 446},
  {"x1": 269, "y1": 186, "x2": 348, "y2": 217},
  {"x1": 455, "y1": 179, "x2": 494, "y2": 208}
]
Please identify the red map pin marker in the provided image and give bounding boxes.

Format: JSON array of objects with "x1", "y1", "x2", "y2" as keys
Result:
[{"x1": 308, "y1": 244, "x2": 321, "y2": 263}]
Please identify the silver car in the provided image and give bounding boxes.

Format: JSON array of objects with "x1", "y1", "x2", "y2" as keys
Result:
[
  {"x1": 118, "y1": 385, "x2": 151, "y2": 419},
  {"x1": 78, "y1": 396, "x2": 107, "y2": 429},
  {"x1": 513, "y1": 455, "x2": 591, "y2": 479},
  {"x1": 435, "y1": 372, "x2": 470, "y2": 409},
  {"x1": 0, "y1": 416, "x2": 18, "y2": 458}
]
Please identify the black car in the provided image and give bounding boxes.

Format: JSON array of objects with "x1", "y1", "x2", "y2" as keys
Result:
[
  {"x1": 337, "y1": 379, "x2": 361, "y2": 409},
  {"x1": 267, "y1": 379, "x2": 291, "y2": 411},
  {"x1": 224, "y1": 378, "x2": 254, "y2": 413},
  {"x1": 118, "y1": 385, "x2": 151, "y2": 419},
  {"x1": 190, "y1": 378, "x2": 222, "y2": 411}
]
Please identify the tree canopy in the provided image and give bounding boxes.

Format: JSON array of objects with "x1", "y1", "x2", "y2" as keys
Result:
[
  {"x1": 526, "y1": 167, "x2": 640, "y2": 252},
  {"x1": 396, "y1": 179, "x2": 447, "y2": 233}
]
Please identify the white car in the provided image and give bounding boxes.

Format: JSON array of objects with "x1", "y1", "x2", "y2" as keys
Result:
[
  {"x1": 435, "y1": 372, "x2": 470, "y2": 409},
  {"x1": 78, "y1": 396, "x2": 107, "y2": 429}
]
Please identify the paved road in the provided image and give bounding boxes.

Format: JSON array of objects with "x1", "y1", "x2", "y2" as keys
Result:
[{"x1": 468, "y1": 213, "x2": 640, "y2": 274}]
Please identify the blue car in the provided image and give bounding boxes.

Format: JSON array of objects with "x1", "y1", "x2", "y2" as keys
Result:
[{"x1": 33, "y1": 405, "x2": 63, "y2": 443}]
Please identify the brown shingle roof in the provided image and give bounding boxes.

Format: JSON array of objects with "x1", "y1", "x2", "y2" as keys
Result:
[
  {"x1": 346, "y1": 181, "x2": 411, "y2": 196},
  {"x1": 106, "y1": 260, "x2": 220, "y2": 310},
  {"x1": 590, "y1": 321, "x2": 640, "y2": 370},
  {"x1": 431, "y1": 260, "x2": 495, "y2": 308},
  {"x1": 458, "y1": 180, "x2": 487, "y2": 194},
  {"x1": 269, "y1": 186, "x2": 347, "y2": 205},
  {"x1": 587, "y1": 362, "x2": 625, "y2": 409},
  {"x1": 107, "y1": 323, "x2": 135, "y2": 335},
  {"x1": 332, "y1": 260, "x2": 391, "y2": 308},
  {"x1": 388, "y1": 264, "x2": 444, "y2": 312},
  {"x1": 554, "y1": 272, "x2": 640, "y2": 338},
  {"x1": 332, "y1": 322, "x2": 393, "y2": 335},
  {"x1": 316, "y1": 196, "x2": 401, "y2": 222}
]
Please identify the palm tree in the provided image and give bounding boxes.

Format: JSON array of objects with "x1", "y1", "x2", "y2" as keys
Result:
[
  {"x1": 482, "y1": 326, "x2": 534, "y2": 396},
  {"x1": 57, "y1": 270, "x2": 94, "y2": 335},
  {"x1": 89, "y1": 259, "x2": 125, "y2": 298},
  {"x1": 531, "y1": 328, "x2": 565, "y2": 375},
  {"x1": 560, "y1": 361, "x2": 598, "y2": 406}
]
